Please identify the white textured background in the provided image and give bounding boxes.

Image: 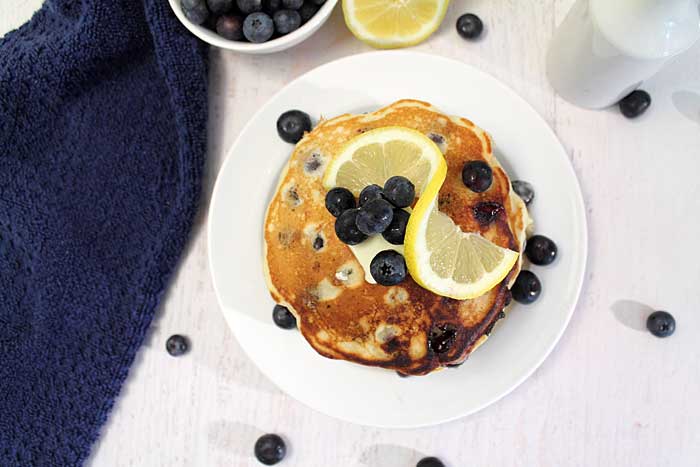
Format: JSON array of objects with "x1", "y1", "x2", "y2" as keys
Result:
[{"x1": 2, "y1": 1, "x2": 700, "y2": 466}]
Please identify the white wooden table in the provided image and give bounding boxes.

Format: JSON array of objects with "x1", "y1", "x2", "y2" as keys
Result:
[{"x1": 3, "y1": 1, "x2": 700, "y2": 466}]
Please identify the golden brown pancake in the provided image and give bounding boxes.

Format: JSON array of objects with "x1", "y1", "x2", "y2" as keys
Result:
[{"x1": 264, "y1": 100, "x2": 530, "y2": 375}]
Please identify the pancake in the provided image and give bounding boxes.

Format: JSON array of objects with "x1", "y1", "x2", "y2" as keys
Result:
[{"x1": 263, "y1": 100, "x2": 530, "y2": 375}]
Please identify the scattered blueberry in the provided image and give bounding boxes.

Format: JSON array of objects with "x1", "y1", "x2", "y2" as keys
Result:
[
  {"x1": 428, "y1": 324, "x2": 457, "y2": 354},
  {"x1": 276, "y1": 109, "x2": 312, "y2": 143},
  {"x1": 619, "y1": 90, "x2": 651, "y2": 119},
  {"x1": 473, "y1": 201, "x2": 504, "y2": 225},
  {"x1": 254, "y1": 434, "x2": 286, "y2": 465},
  {"x1": 646, "y1": 311, "x2": 675, "y2": 338},
  {"x1": 273, "y1": 9, "x2": 301, "y2": 34},
  {"x1": 216, "y1": 15, "x2": 244, "y2": 40},
  {"x1": 417, "y1": 457, "x2": 446, "y2": 467},
  {"x1": 511, "y1": 180, "x2": 534, "y2": 205},
  {"x1": 299, "y1": 2, "x2": 318, "y2": 22},
  {"x1": 281, "y1": 0, "x2": 302, "y2": 8},
  {"x1": 166, "y1": 335, "x2": 190, "y2": 357},
  {"x1": 335, "y1": 208, "x2": 368, "y2": 245},
  {"x1": 370, "y1": 250, "x2": 407, "y2": 286},
  {"x1": 462, "y1": 160, "x2": 493, "y2": 193},
  {"x1": 325, "y1": 187, "x2": 356, "y2": 217},
  {"x1": 525, "y1": 235, "x2": 558, "y2": 266},
  {"x1": 382, "y1": 208, "x2": 410, "y2": 245},
  {"x1": 359, "y1": 184, "x2": 383, "y2": 206},
  {"x1": 262, "y1": 0, "x2": 282, "y2": 13},
  {"x1": 272, "y1": 304, "x2": 297, "y2": 329},
  {"x1": 243, "y1": 12, "x2": 274, "y2": 42},
  {"x1": 456, "y1": 13, "x2": 483, "y2": 40},
  {"x1": 237, "y1": 0, "x2": 262, "y2": 13},
  {"x1": 511, "y1": 270, "x2": 541, "y2": 304},
  {"x1": 207, "y1": 0, "x2": 233, "y2": 15},
  {"x1": 383, "y1": 176, "x2": 415, "y2": 208},
  {"x1": 356, "y1": 198, "x2": 394, "y2": 236},
  {"x1": 182, "y1": 0, "x2": 209, "y2": 25}
]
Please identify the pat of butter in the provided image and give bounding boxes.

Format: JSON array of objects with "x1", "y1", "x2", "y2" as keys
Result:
[{"x1": 348, "y1": 236, "x2": 404, "y2": 284}]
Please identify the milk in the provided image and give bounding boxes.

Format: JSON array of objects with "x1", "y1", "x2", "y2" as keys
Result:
[{"x1": 546, "y1": 0, "x2": 700, "y2": 109}]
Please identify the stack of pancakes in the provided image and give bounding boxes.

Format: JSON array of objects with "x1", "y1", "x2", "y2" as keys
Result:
[{"x1": 264, "y1": 100, "x2": 530, "y2": 375}]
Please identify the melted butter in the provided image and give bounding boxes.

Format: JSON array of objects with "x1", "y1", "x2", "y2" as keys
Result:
[{"x1": 348, "y1": 235, "x2": 404, "y2": 284}]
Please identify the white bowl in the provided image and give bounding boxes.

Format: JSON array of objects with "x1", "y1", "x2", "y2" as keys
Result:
[{"x1": 168, "y1": 0, "x2": 339, "y2": 54}]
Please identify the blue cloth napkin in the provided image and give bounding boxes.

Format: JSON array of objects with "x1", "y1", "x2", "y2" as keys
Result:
[{"x1": 0, "y1": 0, "x2": 207, "y2": 464}]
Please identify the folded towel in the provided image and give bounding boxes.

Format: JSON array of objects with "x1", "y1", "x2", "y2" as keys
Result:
[{"x1": 0, "y1": 0, "x2": 207, "y2": 464}]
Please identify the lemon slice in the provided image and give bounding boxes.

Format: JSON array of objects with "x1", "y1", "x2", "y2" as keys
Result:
[
  {"x1": 323, "y1": 126, "x2": 446, "y2": 195},
  {"x1": 342, "y1": 0, "x2": 450, "y2": 49},
  {"x1": 404, "y1": 189, "x2": 519, "y2": 300}
]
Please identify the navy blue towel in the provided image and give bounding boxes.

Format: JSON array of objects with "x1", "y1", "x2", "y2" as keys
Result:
[{"x1": 0, "y1": 0, "x2": 207, "y2": 464}]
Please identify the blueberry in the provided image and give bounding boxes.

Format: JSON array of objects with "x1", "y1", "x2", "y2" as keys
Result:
[
  {"x1": 276, "y1": 109, "x2": 312, "y2": 143},
  {"x1": 383, "y1": 176, "x2": 415, "y2": 208},
  {"x1": 525, "y1": 235, "x2": 557, "y2": 266},
  {"x1": 243, "y1": 12, "x2": 274, "y2": 42},
  {"x1": 473, "y1": 201, "x2": 504, "y2": 225},
  {"x1": 207, "y1": 0, "x2": 233, "y2": 14},
  {"x1": 237, "y1": 0, "x2": 262, "y2": 13},
  {"x1": 282, "y1": 0, "x2": 303, "y2": 9},
  {"x1": 456, "y1": 13, "x2": 483, "y2": 40},
  {"x1": 356, "y1": 198, "x2": 394, "y2": 236},
  {"x1": 312, "y1": 235, "x2": 324, "y2": 251},
  {"x1": 619, "y1": 90, "x2": 651, "y2": 119},
  {"x1": 181, "y1": 0, "x2": 209, "y2": 25},
  {"x1": 263, "y1": 0, "x2": 281, "y2": 13},
  {"x1": 254, "y1": 434, "x2": 286, "y2": 465},
  {"x1": 298, "y1": 2, "x2": 318, "y2": 22},
  {"x1": 359, "y1": 184, "x2": 383, "y2": 206},
  {"x1": 646, "y1": 311, "x2": 675, "y2": 338},
  {"x1": 511, "y1": 180, "x2": 534, "y2": 205},
  {"x1": 511, "y1": 270, "x2": 541, "y2": 304},
  {"x1": 462, "y1": 160, "x2": 492, "y2": 193},
  {"x1": 272, "y1": 304, "x2": 297, "y2": 329},
  {"x1": 325, "y1": 187, "x2": 356, "y2": 217},
  {"x1": 335, "y1": 208, "x2": 368, "y2": 245},
  {"x1": 370, "y1": 250, "x2": 407, "y2": 286},
  {"x1": 417, "y1": 457, "x2": 446, "y2": 467},
  {"x1": 428, "y1": 324, "x2": 457, "y2": 354},
  {"x1": 382, "y1": 208, "x2": 410, "y2": 245},
  {"x1": 216, "y1": 15, "x2": 244, "y2": 40},
  {"x1": 273, "y1": 9, "x2": 301, "y2": 34},
  {"x1": 166, "y1": 335, "x2": 190, "y2": 357}
]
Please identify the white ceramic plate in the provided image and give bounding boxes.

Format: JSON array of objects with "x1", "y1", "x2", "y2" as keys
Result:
[{"x1": 208, "y1": 51, "x2": 587, "y2": 428}]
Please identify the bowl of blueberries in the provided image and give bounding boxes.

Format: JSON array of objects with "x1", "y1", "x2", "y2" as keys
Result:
[{"x1": 169, "y1": 0, "x2": 337, "y2": 53}]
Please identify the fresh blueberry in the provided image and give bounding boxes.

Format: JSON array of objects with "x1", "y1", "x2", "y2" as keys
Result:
[
  {"x1": 525, "y1": 235, "x2": 558, "y2": 266},
  {"x1": 383, "y1": 176, "x2": 415, "y2": 208},
  {"x1": 473, "y1": 201, "x2": 504, "y2": 225},
  {"x1": 325, "y1": 187, "x2": 356, "y2": 217},
  {"x1": 462, "y1": 160, "x2": 492, "y2": 193},
  {"x1": 263, "y1": 0, "x2": 281, "y2": 13},
  {"x1": 298, "y1": 2, "x2": 318, "y2": 22},
  {"x1": 417, "y1": 457, "x2": 446, "y2": 467},
  {"x1": 370, "y1": 250, "x2": 407, "y2": 286},
  {"x1": 272, "y1": 304, "x2": 296, "y2": 329},
  {"x1": 511, "y1": 180, "x2": 534, "y2": 205},
  {"x1": 166, "y1": 334, "x2": 190, "y2": 357},
  {"x1": 254, "y1": 434, "x2": 286, "y2": 465},
  {"x1": 428, "y1": 324, "x2": 457, "y2": 354},
  {"x1": 356, "y1": 198, "x2": 394, "y2": 236},
  {"x1": 216, "y1": 15, "x2": 244, "y2": 40},
  {"x1": 382, "y1": 208, "x2": 410, "y2": 245},
  {"x1": 282, "y1": 0, "x2": 302, "y2": 9},
  {"x1": 273, "y1": 9, "x2": 301, "y2": 34},
  {"x1": 511, "y1": 270, "x2": 541, "y2": 304},
  {"x1": 359, "y1": 184, "x2": 383, "y2": 206},
  {"x1": 207, "y1": 0, "x2": 233, "y2": 14},
  {"x1": 456, "y1": 13, "x2": 483, "y2": 40},
  {"x1": 335, "y1": 208, "x2": 368, "y2": 245},
  {"x1": 646, "y1": 311, "x2": 675, "y2": 338},
  {"x1": 243, "y1": 12, "x2": 274, "y2": 42},
  {"x1": 237, "y1": 0, "x2": 262, "y2": 13},
  {"x1": 276, "y1": 109, "x2": 312, "y2": 143},
  {"x1": 181, "y1": 0, "x2": 209, "y2": 25},
  {"x1": 619, "y1": 90, "x2": 651, "y2": 119}
]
